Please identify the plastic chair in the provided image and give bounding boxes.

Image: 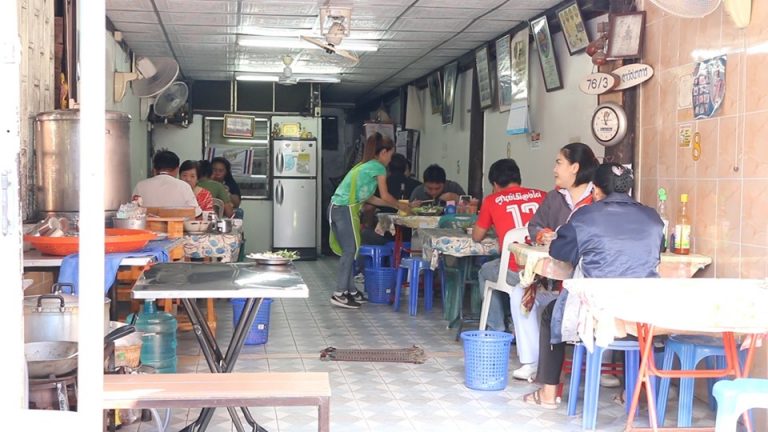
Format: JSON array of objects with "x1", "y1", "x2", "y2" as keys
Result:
[
  {"x1": 713, "y1": 378, "x2": 766, "y2": 432},
  {"x1": 567, "y1": 341, "x2": 645, "y2": 430},
  {"x1": 393, "y1": 257, "x2": 434, "y2": 316},
  {"x1": 478, "y1": 227, "x2": 528, "y2": 330},
  {"x1": 385, "y1": 241, "x2": 411, "y2": 262},
  {"x1": 656, "y1": 334, "x2": 729, "y2": 427},
  {"x1": 357, "y1": 245, "x2": 393, "y2": 269}
]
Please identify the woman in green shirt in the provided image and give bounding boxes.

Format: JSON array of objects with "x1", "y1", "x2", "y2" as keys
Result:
[{"x1": 329, "y1": 133, "x2": 409, "y2": 309}]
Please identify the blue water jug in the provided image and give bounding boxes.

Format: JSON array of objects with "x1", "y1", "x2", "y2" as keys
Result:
[{"x1": 128, "y1": 300, "x2": 177, "y2": 373}]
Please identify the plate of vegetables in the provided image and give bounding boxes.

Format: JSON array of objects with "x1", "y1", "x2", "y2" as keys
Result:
[
  {"x1": 246, "y1": 249, "x2": 300, "y2": 265},
  {"x1": 411, "y1": 205, "x2": 444, "y2": 216}
]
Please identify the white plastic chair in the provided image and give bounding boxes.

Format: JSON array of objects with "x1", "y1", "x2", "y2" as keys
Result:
[{"x1": 478, "y1": 227, "x2": 529, "y2": 330}]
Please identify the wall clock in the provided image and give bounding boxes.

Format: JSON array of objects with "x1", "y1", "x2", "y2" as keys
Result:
[{"x1": 591, "y1": 102, "x2": 627, "y2": 147}]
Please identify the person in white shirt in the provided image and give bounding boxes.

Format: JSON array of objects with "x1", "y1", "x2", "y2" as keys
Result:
[{"x1": 132, "y1": 150, "x2": 202, "y2": 216}]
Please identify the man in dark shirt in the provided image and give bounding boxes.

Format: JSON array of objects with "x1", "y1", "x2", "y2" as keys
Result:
[{"x1": 409, "y1": 164, "x2": 465, "y2": 205}]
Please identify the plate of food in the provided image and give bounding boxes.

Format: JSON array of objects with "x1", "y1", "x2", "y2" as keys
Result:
[
  {"x1": 246, "y1": 250, "x2": 300, "y2": 265},
  {"x1": 411, "y1": 205, "x2": 444, "y2": 216}
]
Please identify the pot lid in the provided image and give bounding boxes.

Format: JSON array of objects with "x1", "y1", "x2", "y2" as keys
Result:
[{"x1": 23, "y1": 285, "x2": 110, "y2": 312}]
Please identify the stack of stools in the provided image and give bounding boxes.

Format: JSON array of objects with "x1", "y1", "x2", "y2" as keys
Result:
[
  {"x1": 393, "y1": 257, "x2": 434, "y2": 315},
  {"x1": 566, "y1": 340, "x2": 647, "y2": 430},
  {"x1": 656, "y1": 334, "x2": 744, "y2": 427}
]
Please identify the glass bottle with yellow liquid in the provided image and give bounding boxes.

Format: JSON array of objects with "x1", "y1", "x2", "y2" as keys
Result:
[{"x1": 673, "y1": 193, "x2": 691, "y2": 255}]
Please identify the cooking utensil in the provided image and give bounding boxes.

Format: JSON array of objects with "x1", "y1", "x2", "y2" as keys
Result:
[
  {"x1": 112, "y1": 217, "x2": 147, "y2": 230},
  {"x1": 104, "y1": 324, "x2": 135, "y2": 345},
  {"x1": 24, "y1": 283, "x2": 111, "y2": 343},
  {"x1": 25, "y1": 341, "x2": 79, "y2": 378}
]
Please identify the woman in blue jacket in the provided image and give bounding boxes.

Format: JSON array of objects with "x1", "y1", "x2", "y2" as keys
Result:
[{"x1": 523, "y1": 163, "x2": 664, "y2": 409}]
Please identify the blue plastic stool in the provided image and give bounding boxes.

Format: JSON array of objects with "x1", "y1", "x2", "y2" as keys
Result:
[
  {"x1": 358, "y1": 245, "x2": 393, "y2": 269},
  {"x1": 567, "y1": 341, "x2": 644, "y2": 430},
  {"x1": 713, "y1": 379, "x2": 765, "y2": 432},
  {"x1": 656, "y1": 334, "x2": 730, "y2": 427},
  {"x1": 385, "y1": 241, "x2": 411, "y2": 263},
  {"x1": 393, "y1": 258, "x2": 434, "y2": 316}
]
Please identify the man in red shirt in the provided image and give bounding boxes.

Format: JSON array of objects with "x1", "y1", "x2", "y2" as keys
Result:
[{"x1": 472, "y1": 158, "x2": 550, "y2": 381}]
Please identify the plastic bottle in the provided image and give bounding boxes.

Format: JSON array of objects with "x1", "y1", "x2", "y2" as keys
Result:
[
  {"x1": 128, "y1": 300, "x2": 178, "y2": 373},
  {"x1": 657, "y1": 188, "x2": 669, "y2": 253},
  {"x1": 673, "y1": 193, "x2": 692, "y2": 255}
]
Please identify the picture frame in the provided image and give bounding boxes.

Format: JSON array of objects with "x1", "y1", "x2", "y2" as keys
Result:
[
  {"x1": 510, "y1": 27, "x2": 529, "y2": 102},
  {"x1": 530, "y1": 15, "x2": 563, "y2": 92},
  {"x1": 557, "y1": 1, "x2": 590, "y2": 55},
  {"x1": 427, "y1": 72, "x2": 443, "y2": 115},
  {"x1": 606, "y1": 11, "x2": 646, "y2": 60},
  {"x1": 223, "y1": 114, "x2": 256, "y2": 138},
  {"x1": 441, "y1": 61, "x2": 459, "y2": 126},
  {"x1": 495, "y1": 34, "x2": 512, "y2": 112},
  {"x1": 475, "y1": 45, "x2": 494, "y2": 110}
]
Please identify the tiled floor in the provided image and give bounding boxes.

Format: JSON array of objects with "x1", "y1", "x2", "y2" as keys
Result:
[{"x1": 123, "y1": 257, "x2": 715, "y2": 432}]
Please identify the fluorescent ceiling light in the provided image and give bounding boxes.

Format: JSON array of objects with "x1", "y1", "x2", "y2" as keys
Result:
[
  {"x1": 239, "y1": 27, "x2": 385, "y2": 40},
  {"x1": 238, "y1": 36, "x2": 378, "y2": 52},
  {"x1": 235, "y1": 73, "x2": 279, "y2": 82}
]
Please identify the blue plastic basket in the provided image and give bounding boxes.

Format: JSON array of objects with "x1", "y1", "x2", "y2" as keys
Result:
[
  {"x1": 231, "y1": 298, "x2": 273, "y2": 345},
  {"x1": 364, "y1": 267, "x2": 396, "y2": 304},
  {"x1": 460, "y1": 330, "x2": 514, "y2": 390}
]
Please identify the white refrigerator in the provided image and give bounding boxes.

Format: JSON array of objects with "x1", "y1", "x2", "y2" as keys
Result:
[{"x1": 272, "y1": 139, "x2": 318, "y2": 259}]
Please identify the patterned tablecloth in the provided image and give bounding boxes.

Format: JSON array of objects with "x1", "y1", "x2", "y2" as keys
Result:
[
  {"x1": 510, "y1": 243, "x2": 713, "y2": 288},
  {"x1": 420, "y1": 228, "x2": 499, "y2": 269},
  {"x1": 376, "y1": 214, "x2": 442, "y2": 236},
  {"x1": 183, "y1": 233, "x2": 242, "y2": 262},
  {"x1": 564, "y1": 277, "x2": 768, "y2": 350}
]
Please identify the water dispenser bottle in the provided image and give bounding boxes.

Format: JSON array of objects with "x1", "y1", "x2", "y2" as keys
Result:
[{"x1": 128, "y1": 300, "x2": 177, "y2": 373}]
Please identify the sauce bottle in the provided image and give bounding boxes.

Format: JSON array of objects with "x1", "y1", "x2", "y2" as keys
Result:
[
  {"x1": 657, "y1": 188, "x2": 669, "y2": 252},
  {"x1": 673, "y1": 193, "x2": 691, "y2": 255}
]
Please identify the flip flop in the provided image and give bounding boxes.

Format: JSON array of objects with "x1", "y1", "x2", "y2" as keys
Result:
[
  {"x1": 612, "y1": 391, "x2": 625, "y2": 406},
  {"x1": 522, "y1": 389, "x2": 560, "y2": 410}
]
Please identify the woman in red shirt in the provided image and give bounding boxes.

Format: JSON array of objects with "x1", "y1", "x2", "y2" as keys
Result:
[{"x1": 180, "y1": 160, "x2": 214, "y2": 212}]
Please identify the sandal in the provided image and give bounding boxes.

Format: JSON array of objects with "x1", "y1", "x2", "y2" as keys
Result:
[
  {"x1": 612, "y1": 391, "x2": 625, "y2": 406},
  {"x1": 522, "y1": 389, "x2": 560, "y2": 410}
]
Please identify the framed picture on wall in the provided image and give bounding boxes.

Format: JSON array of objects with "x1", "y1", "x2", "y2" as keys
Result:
[
  {"x1": 531, "y1": 15, "x2": 563, "y2": 92},
  {"x1": 495, "y1": 34, "x2": 512, "y2": 112},
  {"x1": 557, "y1": 1, "x2": 590, "y2": 55},
  {"x1": 510, "y1": 27, "x2": 529, "y2": 102},
  {"x1": 475, "y1": 45, "x2": 494, "y2": 109},
  {"x1": 607, "y1": 11, "x2": 646, "y2": 59},
  {"x1": 427, "y1": 72, "x2": 443, "y2": 115},
  {"x1": 223, "y1": 114, "x2": 256, "y2": 138},
  {"x1": 442, "y1": 61, "x2": 459, "y2": 126}
]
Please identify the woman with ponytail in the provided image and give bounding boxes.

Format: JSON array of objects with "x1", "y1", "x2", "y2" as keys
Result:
[{"x1": 523, "y1": 162, "x2": 664, "y2": 410}]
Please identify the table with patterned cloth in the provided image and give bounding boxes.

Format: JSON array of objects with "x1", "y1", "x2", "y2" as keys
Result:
[
  {"x1": 509, "y1": 243, "x2": 713, "y2": 288},
  {"x1": 375, "y1": 214, "x2": 441, "y2": 235},
  {"x1": 420, "y1": 228, "x2": 499, "y2": 269},
  {"x1": 563, "y1": 277, "x2": 768, "y2": 431},
  {"x1": 183, "y1": 233, "x2": 242, "y2": 262}
]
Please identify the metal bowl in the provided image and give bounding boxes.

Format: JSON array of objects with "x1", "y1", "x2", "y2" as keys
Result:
[
  {"x1": 25, "y1": 341, "x2": 78, "y2": 378},
  {"x1": 113, "y1": 217, "x2": 147, "y2": 230},
  {"x1": 184, "y1": 220, "x2": 211, "y2": 233}
]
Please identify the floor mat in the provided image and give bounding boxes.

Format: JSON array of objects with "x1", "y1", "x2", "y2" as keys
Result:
[{"x1": 320, "y1": 346, "x2": 427, "y2": 364}]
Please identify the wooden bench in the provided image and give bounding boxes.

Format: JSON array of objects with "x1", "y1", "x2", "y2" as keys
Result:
[{"x1": 103, "y1": 372, "x2": 331, "y2": 432}]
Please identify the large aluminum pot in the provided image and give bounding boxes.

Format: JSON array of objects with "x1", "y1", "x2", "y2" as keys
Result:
[
  {"x1": 23, "y1": 283, "x2": 110, "y2": 343},
  {"x1": 34, "y1": 110, "x2": 131, "y2": 213}
]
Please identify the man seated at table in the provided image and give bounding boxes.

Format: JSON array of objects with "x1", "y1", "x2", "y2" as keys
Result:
[
  {"x1": 133, "y1": 150, "x2": 202, "y2": 217},
  {"x1": 471, "y1": 158, "x2": 547, "y2": 381},
  {"x1": 410, "y1": 164, "x2": 465, "y2": 205}
]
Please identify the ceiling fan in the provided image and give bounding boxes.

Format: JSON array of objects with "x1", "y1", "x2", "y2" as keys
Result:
[
  {"x1": 277, "y1": 55, "x2": 341, "y2": 86},
  {"x1": 300, "y1": 6, "x2": 360, "y2": 64}
]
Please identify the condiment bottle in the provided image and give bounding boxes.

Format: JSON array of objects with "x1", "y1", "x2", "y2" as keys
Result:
[
  {"x1": 657, "y1": 188, "x2": 669, "y2": 253},
  {"x1": 673, "y1": 193, "x2": 691, "y2": 255}
]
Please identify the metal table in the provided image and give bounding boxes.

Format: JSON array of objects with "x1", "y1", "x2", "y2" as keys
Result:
[{"x1": 132, "y1": 262, "x2": 309, "y2": 432}]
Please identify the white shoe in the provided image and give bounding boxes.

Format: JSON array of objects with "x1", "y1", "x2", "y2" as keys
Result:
[
  {"x1": 600, "y1": 374, "x2": 621, "y2": 388},
  {"x1": 512, "y1": 363, "x2": 538, "y2": 381}
]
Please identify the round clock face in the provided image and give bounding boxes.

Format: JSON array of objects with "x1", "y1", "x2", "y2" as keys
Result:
[{"x1": 591, "y1": 103, "x2": 627, "y2": 147}]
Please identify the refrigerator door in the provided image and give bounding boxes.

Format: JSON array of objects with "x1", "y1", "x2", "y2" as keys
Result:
[
  {"x1": 273, "y1": 140, "x2": 317, "y2": 178},
  {"x1": 273, "y1": 178, "x2": 317, "y2": 248}
]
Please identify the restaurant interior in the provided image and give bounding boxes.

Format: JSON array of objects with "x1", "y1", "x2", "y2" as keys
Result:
[{"x1": 4, "y1": 0, "x2": 768, "y2": 431}]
